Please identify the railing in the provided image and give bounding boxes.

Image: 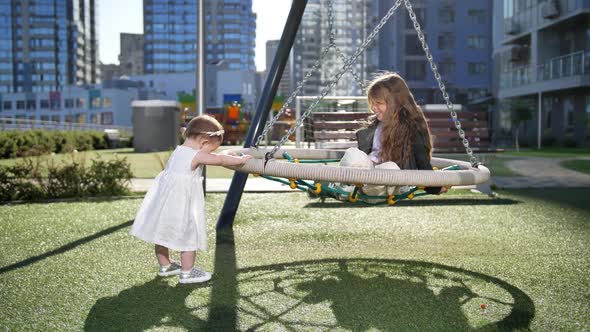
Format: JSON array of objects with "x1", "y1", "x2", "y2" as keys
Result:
[
  {"x1": 0, "y1": 117, "x2": 132, "y2": 134},
  {"x1": 500, "y1": 50, "x2": 590, "y2": 89},
  {"x1": 504, "y1": 0, "x2": 586, "y2": 36},
  {"x1": 538, "y1": 51, "x2": 586, "y2": 80}
]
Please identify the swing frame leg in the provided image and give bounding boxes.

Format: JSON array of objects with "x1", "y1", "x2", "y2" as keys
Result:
[{"x1": 216, "y1": 0, "x2": 308, "y2": 229}]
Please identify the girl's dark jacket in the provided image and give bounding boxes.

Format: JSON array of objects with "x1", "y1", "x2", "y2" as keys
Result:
[{"x1": 356, "y1": 121, "x2": 442, "y2": 194}]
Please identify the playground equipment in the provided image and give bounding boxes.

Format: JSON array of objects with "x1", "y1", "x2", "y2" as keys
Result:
[{"x1": 218, "y1": 0, "x2": 491, "y2": 227}]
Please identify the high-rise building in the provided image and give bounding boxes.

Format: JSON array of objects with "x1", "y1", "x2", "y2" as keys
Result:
[
  {"x1": 119, "y1": 33, "x2": 145, "y2": 76},
  {"x1": 378, "y1": 0, "x2": 493, "y2": 106},
  {"x1": 0, "y1": 0, "x2": 100, "y2": 93},
  {"x1": 292, "y1": 0, "x2": 379, "y2": 97},
  {"x1": 493, "y1": 0, "x2": 589, "y2": 147},
  {"x1": 143, "y1": 0, "x2": 256, "y2": 74},
  {"x1": 265, "y1": 40, "x2": 292, "y2": 97}
]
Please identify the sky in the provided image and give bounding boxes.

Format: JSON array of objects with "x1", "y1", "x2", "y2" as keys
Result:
[{"x1": 98, "y1": 0, "x2": 291, "y2": 72}]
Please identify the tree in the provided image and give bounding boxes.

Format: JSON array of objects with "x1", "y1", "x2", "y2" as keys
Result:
[{"x1": 509, "y1": 99, "x2": 533, "y2": 152}]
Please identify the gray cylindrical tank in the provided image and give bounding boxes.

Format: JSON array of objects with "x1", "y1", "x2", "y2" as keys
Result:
[{"x1": 132, "y1": 100, "x2": 181, "y2": 153}]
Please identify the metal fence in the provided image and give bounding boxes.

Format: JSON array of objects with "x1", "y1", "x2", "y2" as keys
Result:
[{"x1": 0, "y1": 117, "x2": 132, "y2": 134}]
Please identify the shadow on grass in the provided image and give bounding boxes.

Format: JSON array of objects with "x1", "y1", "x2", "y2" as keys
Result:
[
  {"x1": 83, "y1": 226, "x2": 238, "y2": 331},
  {"x1": 85, "y1": 257, "x2": 534, "y2": 330},
  {"x1": 499, "y1": 188, "x2": 590, "y2": 213},
  {"x1": 84, "y1": 278, "x2": 209, "y2": 331},
  {"x1": 304, "y1": 197, "x2": 520, "y2": 208},
  {"x1": 0, "y1": 220, "x2": 134, "y2": 275}
]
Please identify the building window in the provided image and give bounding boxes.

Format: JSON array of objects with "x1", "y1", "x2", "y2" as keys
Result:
[
  {"x1": 16, "y1": 100, "x2": 25, "y2": 110},
  {"x1": 101, "y1": 112, "x2": 113, "y2": 125},
  {"x1": 65, "y1": 98, "x2": 74, "y2": 108},
  {"x1": 406, "y1": 60, "x2": 426, "y2": 81},
  {"x1": 405, "y1": 34, "x2": 425, "y2": 55},
  {"x1": 90, "y1": 113, "x2": 99, "y2": 124},
  {"x1": 91, "y1": 97, "x2": 101, "y2": 108},
  {"x1": 26, "y1": 100, "x2": 36, "y2": 110},
  {"x1": 438, "y1": 33, "x2": 455, "y2": 50},
  {"x1": 439, "y1": 7, "x2": 454, "y2": 24},
  {"x1": 51, "y1": 115, "x2": 60, "y2": 123},
  {"x1": 564, "y1": 97, "x2": 574, "y2": 130},
  {"x1": 543, "y1": 96, "x2": 552, "y2": 129},
  {"x1": 103, "y1": 97, "x2": 112, "y2": 108},
  {"x1": 76, "y1": 98, "x2": 86, "y2": 109},
  {"x1": 406, "y1": 8, "x2": 426, "y2": 29},
  {"x1": 468, "y1": 9, "x2": 486, "y2": 24},
  {"x1": 468, "y1": 62, "x2": 487, "y2": 75},
  {"x1": 467, "y1": 36, "x2": 486, "y2": 49},
  {"x1": 2, "y1": 101, "x2": 11, "y2": 110},
  {"x1": 40, "y1": 100, "x2": 49, "y2": 109},
  {"x1": 439, "y1": 61, "x2": 455, "y2": 76}
]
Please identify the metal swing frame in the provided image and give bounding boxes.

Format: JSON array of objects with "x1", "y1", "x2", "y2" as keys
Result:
[{"x1": 217, "y1": 0, "x2": 488, "y2": 229}]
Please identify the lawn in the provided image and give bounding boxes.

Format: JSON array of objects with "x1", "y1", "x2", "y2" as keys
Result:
[
  {"x1": 1, "y1": 189, "x2": 589, "y2": 330},
  {"x1": 561, "y1": 159, "x2": 590, "y2": 175},
  {"x1": 0, "y1": 148, "x2": 237, "y2": 178}
]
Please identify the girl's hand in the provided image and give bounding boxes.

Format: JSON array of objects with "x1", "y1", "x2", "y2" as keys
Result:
[{"x1": 240, "y1": 154, "x2": 253, "y2": 164}]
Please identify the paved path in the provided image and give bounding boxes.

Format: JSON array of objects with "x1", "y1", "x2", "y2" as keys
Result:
[
  {"x1": 129, "y1": 156, "x2": 590, "y2": 192},
  {"x1": 493, "y1": 156, "x2": 590, "y2": 189}
]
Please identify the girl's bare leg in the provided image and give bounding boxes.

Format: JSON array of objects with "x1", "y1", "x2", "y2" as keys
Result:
[
  {"x1": 155, "y1": 245, "x2": 171, "y2": 266},
  {"x1": 180, "y1": 251, "x2": 196, "y2": 272}
]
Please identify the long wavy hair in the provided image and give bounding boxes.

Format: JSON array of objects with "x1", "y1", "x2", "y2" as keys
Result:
[{"x1": 366, "y1": 72, "x2": 432, "y2": 167}]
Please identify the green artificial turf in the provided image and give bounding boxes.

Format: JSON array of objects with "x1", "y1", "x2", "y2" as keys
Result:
[
  {"x1": 1, "y1": 190, "x2": 589, "y2": 330},
  {"x1": 560, "y1": 159, "x2": 590, "y2": 175}
]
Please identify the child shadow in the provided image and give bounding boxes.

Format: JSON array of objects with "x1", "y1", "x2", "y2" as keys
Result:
[
  {"x1": 297, "y1": 270, "x2": 476, "y2": 331},
  {"x1": 84, "y1": 278, "x2": 208, "y2": 331}
]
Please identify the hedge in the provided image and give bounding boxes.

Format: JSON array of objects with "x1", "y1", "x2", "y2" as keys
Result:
[{"x1": 0, "y1": 130, "x2": 111, "y2": 159}]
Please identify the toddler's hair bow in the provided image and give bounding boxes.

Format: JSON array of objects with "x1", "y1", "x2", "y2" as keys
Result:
[{"x1": 202, "y1": 130, "x2": 224, "y2": 137}]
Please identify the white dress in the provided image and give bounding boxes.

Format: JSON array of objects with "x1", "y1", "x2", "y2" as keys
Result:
[{"x1": 130, "y1": 146, "x2": 207, "y2": 252}]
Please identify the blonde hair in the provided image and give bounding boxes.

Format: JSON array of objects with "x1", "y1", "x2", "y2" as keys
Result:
[
  {"x1": 366, "y1": 72, "x2": 433, "y2": 167},
  {"x1": 184, "y1": 115, "x2": 224, "y2": 143}
]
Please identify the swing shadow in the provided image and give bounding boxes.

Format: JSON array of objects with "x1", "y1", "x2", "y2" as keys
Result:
[
  {"x1": 303, "y1": 197, "x2": 520, "y2": 208},
  {"x1": 84, "y1": 258, "x2": 535, "y2": 331},
  {"x1": 0, "y1": 219, "x2": 134, "y2": 275},
  {"x1": 236, "y1": 258, "x2": 535, "y2": 331}
]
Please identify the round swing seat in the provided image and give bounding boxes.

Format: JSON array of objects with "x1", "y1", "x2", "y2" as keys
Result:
[{"x1": 223, "y1": 147, "x2": 490, "y2": 187}]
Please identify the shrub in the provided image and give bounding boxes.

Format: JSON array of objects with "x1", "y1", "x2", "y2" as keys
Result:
[
  {"x1": 0, "y1": 155, "x2": 133, "y2": 202},
  {"x1": 0, "y1": 130, "x2": 109, "y2": 158},
  {"x1": 86, "y1": 157, "x2": 133, "y2": 196}
]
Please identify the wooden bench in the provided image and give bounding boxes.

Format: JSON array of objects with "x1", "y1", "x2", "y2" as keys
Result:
[{"x1": 310, "y1": 111, "x2": 501, "y2": 153}]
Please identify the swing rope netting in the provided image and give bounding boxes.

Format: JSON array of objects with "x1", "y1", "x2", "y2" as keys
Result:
[{"x1": 223, "y1": 0, "x2": 491, "y2": 205}]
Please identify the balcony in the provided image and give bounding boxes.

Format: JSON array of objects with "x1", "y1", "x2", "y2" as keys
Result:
[
  {"x1": 503, "y1": 0, "x2": 587, "y2": 41},
  {"x1": 537, "y1": 51, "x2": 586, "y2": 80},
  {"x1": 499, "y1": 50, "x2": 590, "y2": 93},
  {"x1": 541, "y1": 0, "x2": 560, "y2": 18},
  {"x1": 505, "y1": 18, "x2": 520, "y2": 35}
]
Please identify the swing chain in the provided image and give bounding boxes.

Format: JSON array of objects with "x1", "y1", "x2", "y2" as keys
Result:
[
  {"x1": 266, "y1": 0, "x2": 404, "y2": 159},
  {"x1": 252, "y1": 45, "x2": 332, "y2": 149},
  {"x1": 253, "y1": 0, "x2": 369, "y2": 149},
  {"x1": 404, "y1": 0, "x2": 480, "y2": 167},
  {"x1": 328, "y1": 0, "x2": 366, "y2": 92}
]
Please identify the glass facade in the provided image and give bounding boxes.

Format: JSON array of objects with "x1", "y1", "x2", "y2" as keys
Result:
[
  {"x1": 0, "y1": 0, "x2": 99, "y2": 93},
  {"x1": 144, "y1": 0, "x2": 256, "y2": 74}
]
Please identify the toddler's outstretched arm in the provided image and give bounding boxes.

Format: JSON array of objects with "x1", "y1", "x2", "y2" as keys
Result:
[{"x1": 192, "y1": 151, "x2": 252, "y2": 169}]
